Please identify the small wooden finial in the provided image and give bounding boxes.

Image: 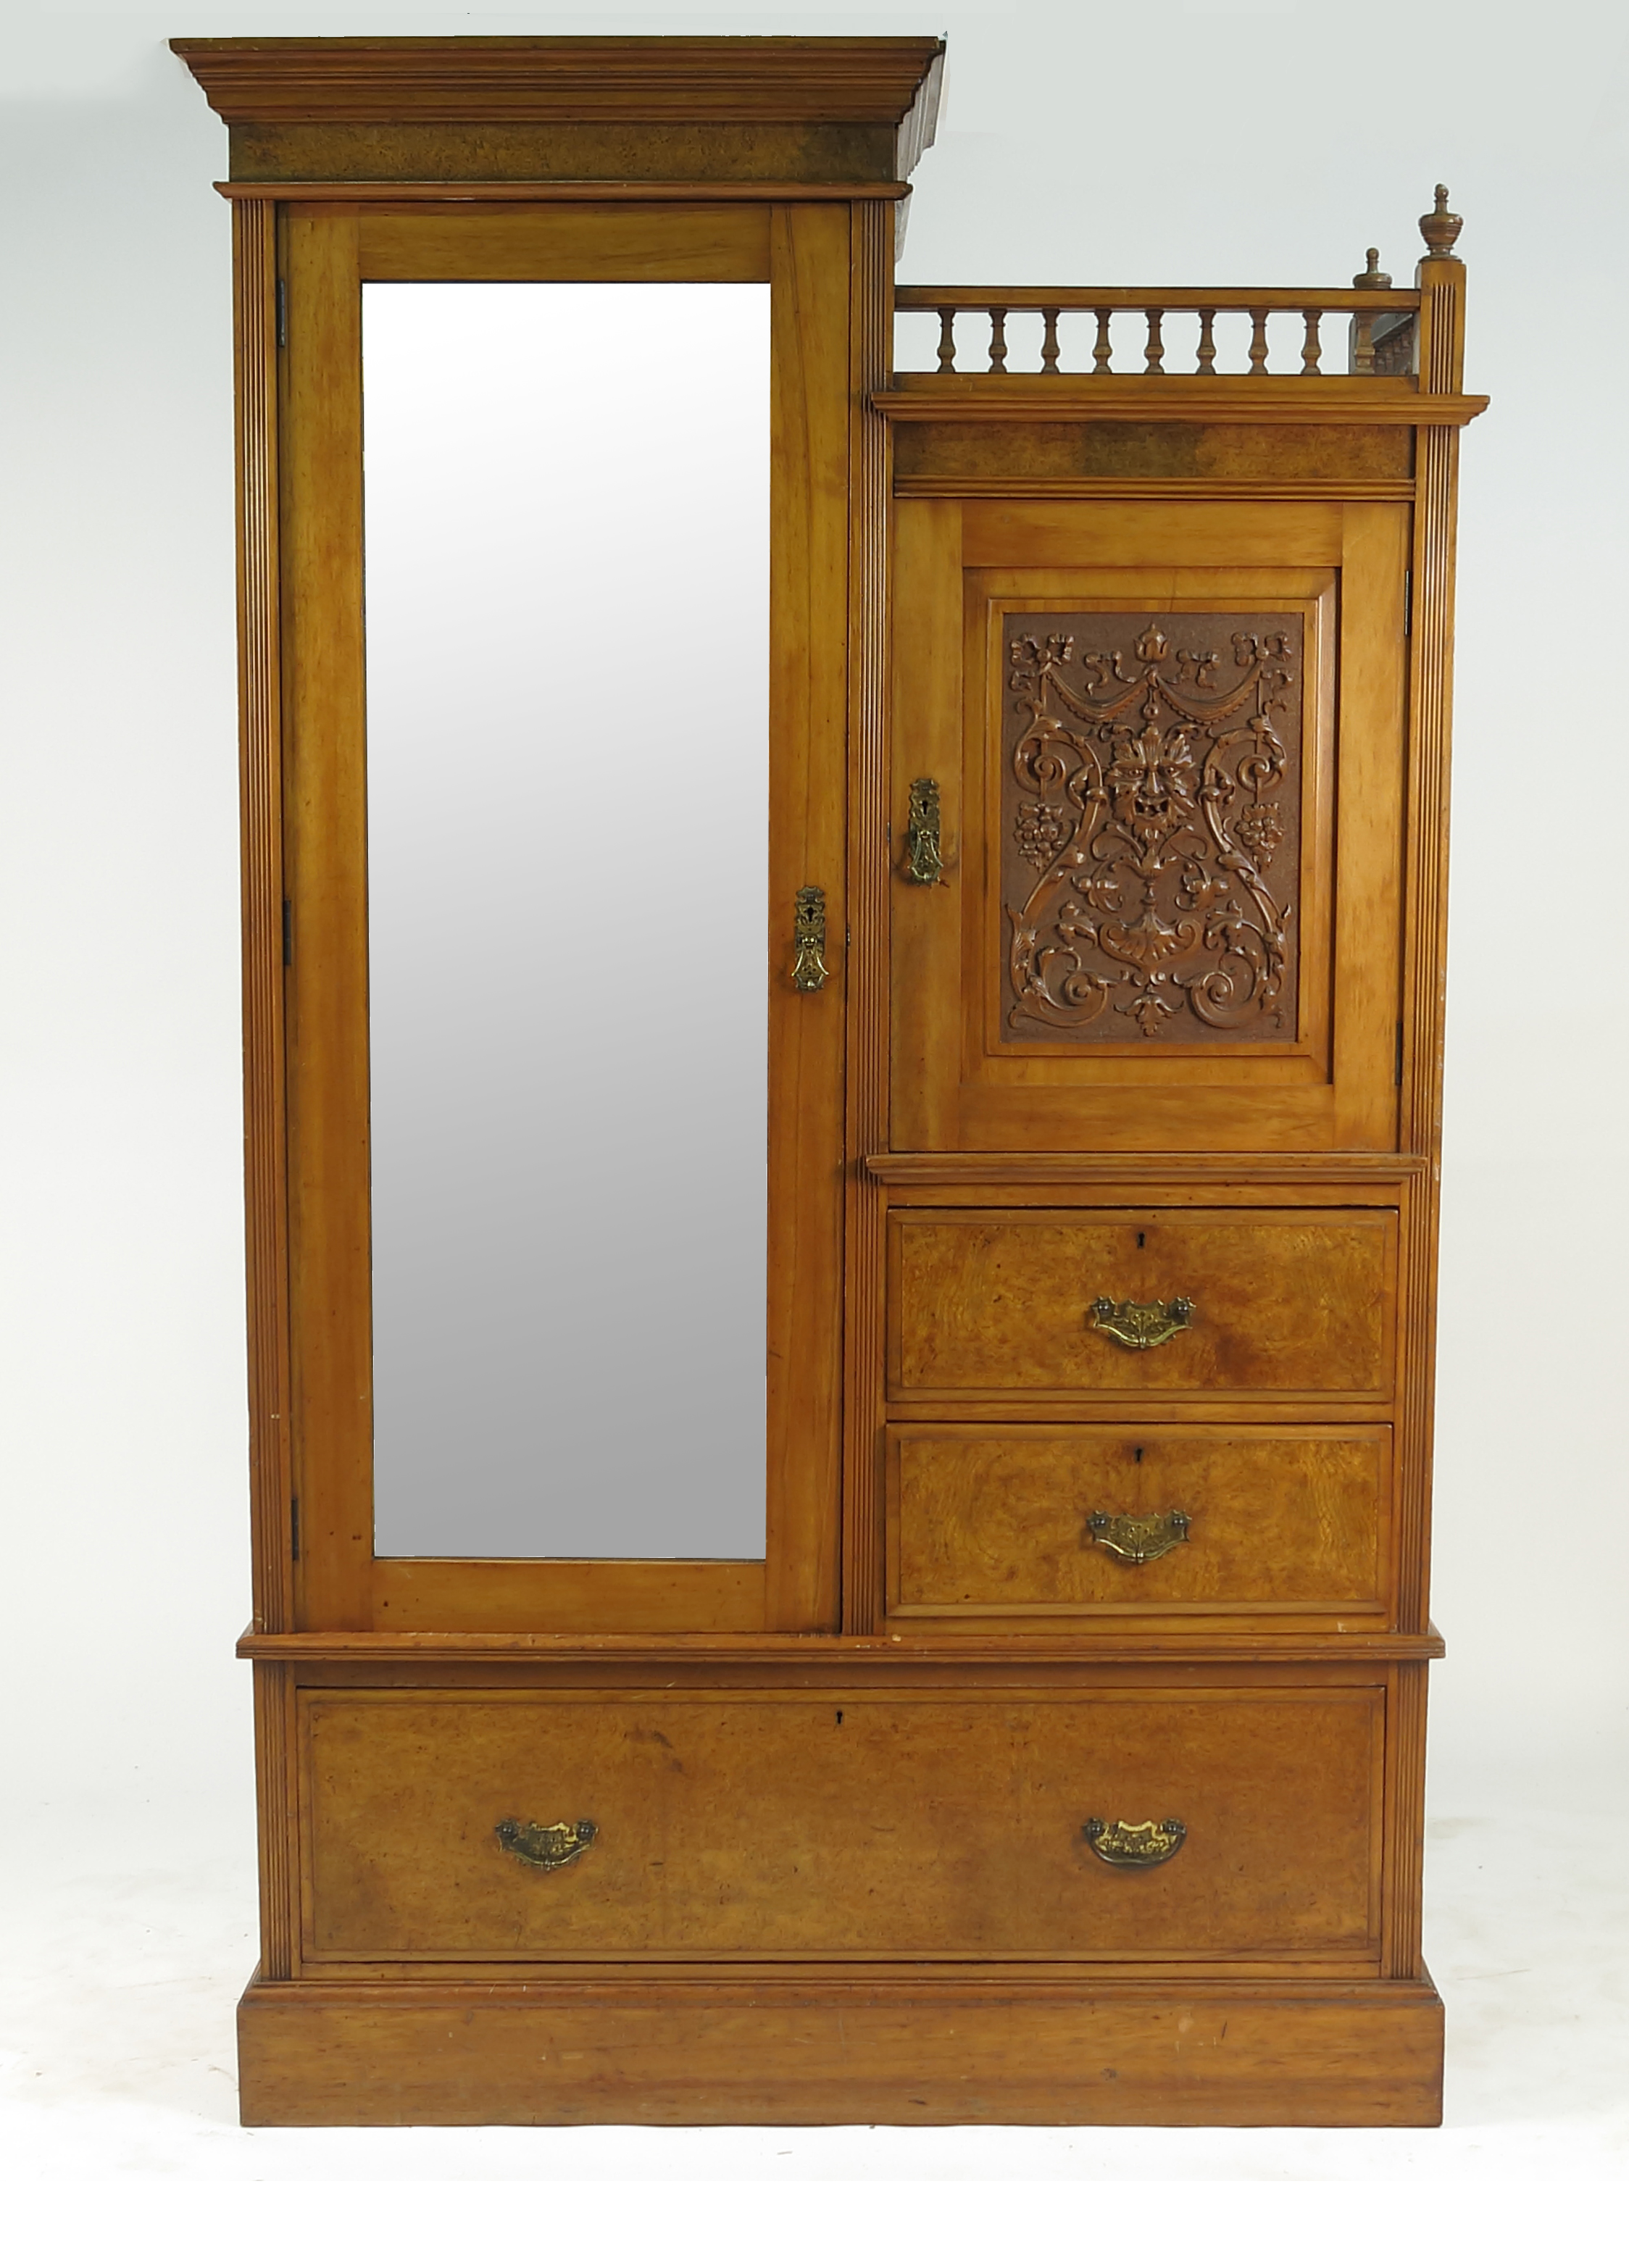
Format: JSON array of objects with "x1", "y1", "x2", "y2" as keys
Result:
[
  {"x1": 1353, "y1": 247, "x2": 1391, "y2": 288},
  {"x1": 1418, "y1": 184, "x2": 1464, "y2": 259}
]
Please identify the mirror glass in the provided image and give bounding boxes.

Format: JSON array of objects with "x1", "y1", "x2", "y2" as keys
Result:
[{"x1": 363, "y1": 282, "x2": 770, "y2": 1559}]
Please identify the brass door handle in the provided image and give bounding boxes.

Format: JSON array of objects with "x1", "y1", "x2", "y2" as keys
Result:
[
  {"x1": 1088, "y1": 1509, "x2": 1191, "y2": 1564},
  {"x1": 496, "y1": 1817, "x2": 597, "y2": 1872},
  {"x1": 791, "y1": 884, "x2": 829, "y2": 991},
  {"x1": 904, "y1": 776, "x2": 943, "y2": 885},
  {"x1": 1088, "y1": 1296, "x2": 1194, "y2": 1351},
  {"x1": 1084, "y1": 1817, "x2": 1186, "y2": 1867}
]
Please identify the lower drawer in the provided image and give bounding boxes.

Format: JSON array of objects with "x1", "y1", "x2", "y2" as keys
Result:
[
  {"x1": 888, "y1": 1425, "x2": 1391, "y2": 1621},
  {"x1": 301, "y1": 1688, "x2": 1382, "y2": 1961}
]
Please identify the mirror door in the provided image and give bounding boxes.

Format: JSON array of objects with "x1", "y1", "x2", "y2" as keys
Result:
[{"x1": 279, "y1": 204, "x2": 850, "y2": 1632}]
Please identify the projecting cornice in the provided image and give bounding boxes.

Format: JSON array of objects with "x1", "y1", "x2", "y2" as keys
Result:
[{"x1": 170, "y1": 35, "x2": 946, "y2": 186}]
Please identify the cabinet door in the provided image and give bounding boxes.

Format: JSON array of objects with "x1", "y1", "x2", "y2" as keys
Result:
[
  {"x1": 890, "y1": 499, "x2": 1409, "y2": 1154},
  {"x1": 280, "y1": 204, "x2": 849, "y2": 1632}
]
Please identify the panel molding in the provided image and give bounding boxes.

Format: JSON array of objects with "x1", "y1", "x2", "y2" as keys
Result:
[
  {"x1": 233, "y1": 193, "x2": 294, "y2": 1637},
  {"x1": 865, "y1": 1151, "x2": 1428, "y2": 1185},
  {"x1": 841, "y1": 197, "x2": 893, "y2": 1636}
]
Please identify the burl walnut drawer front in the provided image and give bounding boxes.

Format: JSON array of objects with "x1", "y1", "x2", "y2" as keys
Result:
[
  {"x1": 301, "y1": 1690, "x2": 1380, "y2": 1961},
  {"x1": 888, "y1": 1425, "x2": 1391, "y2": 1619},
  {"x1": 890, "y1": 1209, "x2": 1396, "y2": 1401}
]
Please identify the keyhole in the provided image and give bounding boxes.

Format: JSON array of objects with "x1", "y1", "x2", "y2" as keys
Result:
[
  {"x1": 1136, "y1": 1230, "x2": 1146, "y2": 1248},
  {"x1": 835, "y1": 1710, "x2": 844, "y2": 1727},
  {"x1": 1134, "y1": 1446, "x2": 1144, "y2": 1465}
]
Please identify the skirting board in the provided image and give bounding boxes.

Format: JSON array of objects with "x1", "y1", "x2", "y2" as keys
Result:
[{"x1": 238, "y1": 1972, "x2": 1444, "y2": 2127}]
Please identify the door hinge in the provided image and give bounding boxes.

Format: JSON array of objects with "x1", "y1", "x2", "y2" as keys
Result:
[
  {"x1": 1395, "y1": 1020, "x2": 1405, "y2": 1086},
  {"x1": 282, "y1": 899, "x2": 292, "y2": 966},
  {"x1": 1403, "y1": 568, "x2": 1413, "y2": 637},
  {"x1": 275, "y1": 277, "x2": 288, "y2": 349},
  {"x1": 290, "y1": 1496, "x2": 301, "y2": 1562}
]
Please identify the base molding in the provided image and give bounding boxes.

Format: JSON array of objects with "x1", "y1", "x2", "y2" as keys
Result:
[{"x1": 238, "y1": 1972, "x2": 1443, "y2": 2127}]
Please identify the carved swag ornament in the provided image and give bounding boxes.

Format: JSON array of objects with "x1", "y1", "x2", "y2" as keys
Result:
[{"x1": 1001, "y1": 612, "x2": 1301, "y2": 1042}]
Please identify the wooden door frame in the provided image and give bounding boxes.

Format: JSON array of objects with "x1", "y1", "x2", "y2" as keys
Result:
[
  {"x1": 886, "y1": 496, "x2": 1410, "y2": 1157},
  {"x1": 264, "y1": 199, "x2": 857, "y2": 1633}
]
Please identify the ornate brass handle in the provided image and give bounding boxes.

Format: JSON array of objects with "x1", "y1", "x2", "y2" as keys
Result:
[
  {"x1": 1088, "y1": 1509, "x2": 1191, "y2": 1564},
  {"x1": 1088, "y1": 1296, "x2": 1194, "y2": 1351},
  {"x1": 496, "y1": 1817, "x2": 597, "y2": 1872},
  {"x1": 1084, "y1": 1817, "x2": 1186, "y2": 1868},
  {"x1": 904, "y1": 776, "x2": 943, "y2": 885},
  {"x1": 791, "y1": 884, "x2": 829, "y2": 992}
]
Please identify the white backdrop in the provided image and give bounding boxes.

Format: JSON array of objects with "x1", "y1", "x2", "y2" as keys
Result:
[{"x1": 2, "y1": 0, "x2": 1625, "y2": 1869}]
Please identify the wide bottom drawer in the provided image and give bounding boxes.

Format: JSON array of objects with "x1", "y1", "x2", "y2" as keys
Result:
[{"x1": 301, "y1": 1688, "x2": 1382, "y2": 1961}]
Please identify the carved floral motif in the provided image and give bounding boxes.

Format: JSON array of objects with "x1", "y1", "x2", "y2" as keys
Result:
[{"x1": 1001, "y1": 612, "x2": 1301, "y2": 1043}]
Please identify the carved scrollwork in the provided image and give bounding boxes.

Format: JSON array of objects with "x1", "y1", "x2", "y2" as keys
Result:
[{"x1": 1001, "y1": 611, "x2": 1302, "y2": 1043}]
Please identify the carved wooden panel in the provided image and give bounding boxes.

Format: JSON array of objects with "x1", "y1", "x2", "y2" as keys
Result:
[{"x1": 1001, "y1": 611, "x2": 1302, "y2": 1044}]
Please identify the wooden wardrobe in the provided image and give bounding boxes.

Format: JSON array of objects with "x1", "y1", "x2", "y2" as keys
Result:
[{"x1": 175, "y1": 33, "x2": 1481, "y2": 2127}]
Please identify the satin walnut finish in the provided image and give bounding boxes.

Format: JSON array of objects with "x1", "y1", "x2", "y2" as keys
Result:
[{"x1": 176, "y1": 33, "x2": 1474, "y2": 2129}]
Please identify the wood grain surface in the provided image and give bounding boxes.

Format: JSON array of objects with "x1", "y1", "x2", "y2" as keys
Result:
[
  {"x1": 891, "y1": 1208, "x2": 1396, "y2": 1398},
  {"x1": 358, "y1": 204, "x2": 771, "y2": 280},
  {"x1": 205, "y1": 33, "x2": 1469, "y2": 2131},
  {"x1": 300, "y1": 1686, "x2": 1380, "y2": 1960},
  {"x1": 889, "y1": 1423, "x2": 1389, "y2": 1618},
  {"x1": 238, "y1": 1975, "x2": 1443, "y2": 2126}
]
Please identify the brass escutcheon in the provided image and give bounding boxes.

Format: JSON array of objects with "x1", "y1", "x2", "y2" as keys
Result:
[
  {"x1": 495, "y1": 1817, "x2": 598, "y2": 1872},
  {"x1": 791, "y1": 884, "x2": 829, "y2": 992},
  {"x1": 1084, "y1": 1817, "x2": 1186, "y2": 1868},
  {"x1": 1087, "y1": 1295, "x2": 1194, "y2": 1351},
  {"x1": 904, "y1": 776, "x2": 943, "y2": 885},
  {"x1": 1088, "y1": 1509, "x2": 1191, "y2": 1564}
]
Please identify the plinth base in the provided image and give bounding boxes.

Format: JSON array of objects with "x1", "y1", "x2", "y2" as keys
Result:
[{"x1": 238, "y1": 1971, "x2": 1444, "y2": 2127}]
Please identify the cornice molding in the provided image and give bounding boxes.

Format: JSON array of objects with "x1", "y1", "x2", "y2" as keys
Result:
[{"x1": 171, "y1": 34, "x2": 945, "y2": 144}]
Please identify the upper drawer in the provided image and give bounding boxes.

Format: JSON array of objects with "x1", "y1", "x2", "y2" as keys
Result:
[
  {"x1": 301, "y1": 1687, "x2": 1380, "y2": 1961},
  {"x1": 889, "y1": 1209, "x2": 1396, "y2": 1401}
]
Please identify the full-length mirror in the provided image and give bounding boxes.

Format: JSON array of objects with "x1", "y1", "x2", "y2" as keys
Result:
[{"x1": 363, "y1": 282, "x2": 770, "y2": 1559}]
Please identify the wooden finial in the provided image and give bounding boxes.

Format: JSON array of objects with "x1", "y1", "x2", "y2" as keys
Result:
[
  {"x1": 1418, "y1": 184, "x2": 1463, "y2": 259},
  {"x1": 1353, "y1": 247, "x2": 1391, "y2": 288}
]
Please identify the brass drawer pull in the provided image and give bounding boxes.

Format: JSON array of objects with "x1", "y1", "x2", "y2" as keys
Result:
[
  {"x1": 496, "y1": 1817, "x2": 597, "y2": 1872},
  {"x1": 791, "y1": 884, "x2": 830, "y2": 992},
  {"x1": 1088, "y1": 1296, "x2": 1194, "y2": 1351},
  {"x1": 1088, "y1": 1509, "x2": 1191, "y2": 1564},
  {"x1": 1085, "y1": 1817, "x2": 1186, "y2": 1868},
  {"x1": 904, "y1": 776, "x2": 943, "y2": 885}
]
